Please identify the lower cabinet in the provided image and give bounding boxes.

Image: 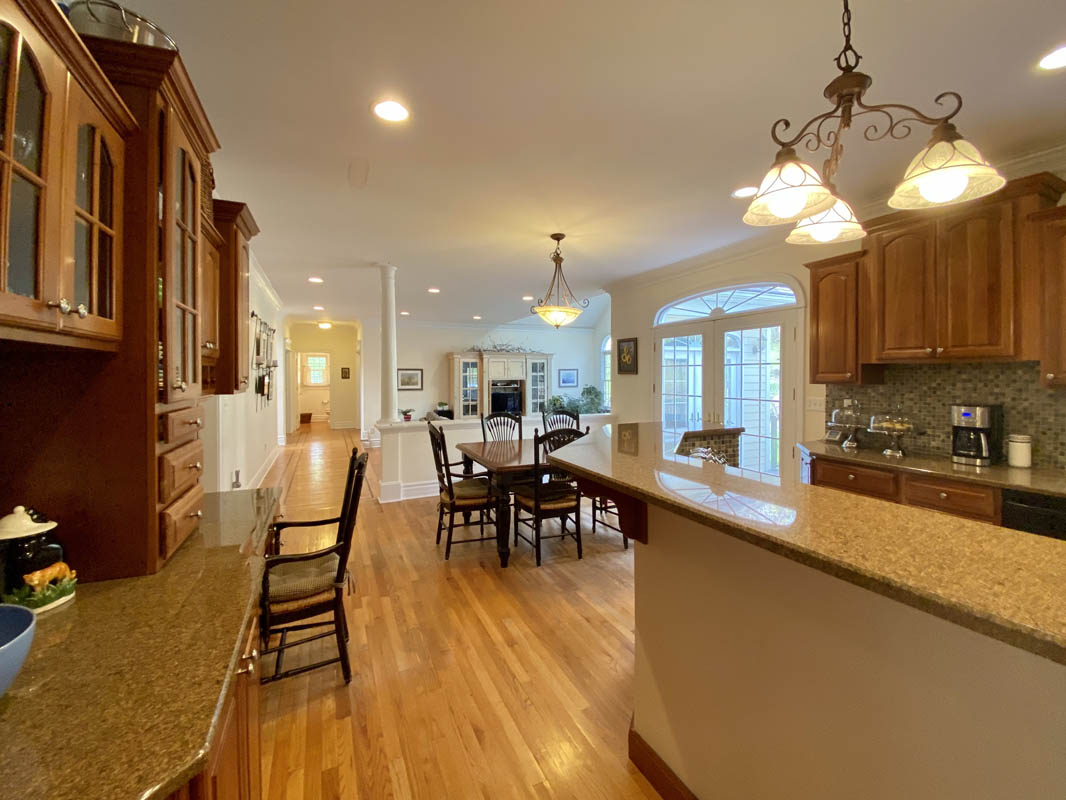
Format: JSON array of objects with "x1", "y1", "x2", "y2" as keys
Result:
[{"x1": 808, "y1": 454, "x2": 1002, "y2": 525}]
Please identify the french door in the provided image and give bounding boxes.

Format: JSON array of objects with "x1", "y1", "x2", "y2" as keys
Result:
[{"x1": 656, "y1": 310, "x2": 800, "y2": 483}]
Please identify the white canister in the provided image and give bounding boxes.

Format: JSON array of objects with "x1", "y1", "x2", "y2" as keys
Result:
[{"x1": 1007, "y1": 434, "x2": 1032, "y2": 468}]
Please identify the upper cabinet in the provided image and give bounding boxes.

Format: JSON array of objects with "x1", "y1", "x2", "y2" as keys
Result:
[
  {"x1": 807, "y1": 252, "x2": 863, "y2": 383},
  {"x1": 1032, "y1": 206, "x2": 1066, "y2": 388},
  {"x1": 868, "y1": 220, "x2": 938, "y2": 361},
  {"x1": 0, "y1": 3, "x2": 134, "y2": 345},
  {"x1": 213, "y1": 199, "x2": 259, "y2": 395}
]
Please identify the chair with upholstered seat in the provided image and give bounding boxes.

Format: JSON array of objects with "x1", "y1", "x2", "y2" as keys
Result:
[
  {"x1": 260, "y1": 448, "x2": 367, "y2": 684},
  {"x1": 543, "y1": 408, "x2": 579, "y2": 433},
  {"x1": 429, "y1": 422, "x2": 502, "y2": 559},
  {"x1": 513, "y1": 426, "x2": 588, "y2": 566},
  {"x1": 481, "y1": 411, "x2": 522, "y2": 442}
]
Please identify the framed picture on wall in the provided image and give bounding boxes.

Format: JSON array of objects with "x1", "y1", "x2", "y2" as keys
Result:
[
  {"x1": 341, "y1": 367, "x2": 351, "y2": 380},
  {"x1": 558, "y1": 368, "x2": 578, "y2": 388},
  {"x1": 398, "y1": 368, "x2": 423, "y2": 391},
  {"x1": 617, "y1": 338, "x2": 638, "y2": 374}
]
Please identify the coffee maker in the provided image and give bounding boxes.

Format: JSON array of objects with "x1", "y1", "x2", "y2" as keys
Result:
[{"x1": 951, "y1": 404, "x2": 1003, "y2": 466}]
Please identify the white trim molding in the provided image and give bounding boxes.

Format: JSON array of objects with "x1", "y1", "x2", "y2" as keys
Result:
[
  {"x1": 379, "y1": 479, "x2": 439, "y2": 504},
  {"x1": 250, "y1": 446, "x2": 281, "y2": 489}
]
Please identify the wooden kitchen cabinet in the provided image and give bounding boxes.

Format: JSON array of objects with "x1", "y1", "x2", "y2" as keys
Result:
[
  {"x1": 200, "y1": 220, "x2": 222, "y2": 392},
  {"x1": 213, "y1": 199, "x2": 259, "y2": 395},
  {"x1": 807, "y1": 251, "x2": 874, "y2": 384},
  {"x1": 1031, "y1": 205, "x2": 1066, "y2": 388},
  {"x1": 868, "y1": 219, "x2": 938, "y2": 361}
]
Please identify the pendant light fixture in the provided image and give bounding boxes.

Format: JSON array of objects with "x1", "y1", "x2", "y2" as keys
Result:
[
  {"x1": 532, "y1": 233, "x2": 588, "y2": 328},
  {"x1": 744, "y1": 0, "x2": 1004, "y2": 243}
]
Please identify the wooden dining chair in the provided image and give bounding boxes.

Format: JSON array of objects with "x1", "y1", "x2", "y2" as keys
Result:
[
  {"x1": 543, "y1": 408, "x2": 579, "y2": 432},
  {"x1": 513, "y1": 426, "x2": 589, "y2": 566},
  {"x1": 429, "y1": 422, "x2": 502, "y2": 559},
  {"x1": 481, "y1": 411, "x2": 523, "y2": 442},
  {"x1": 260, "y1": 448, "x2": 367, "y2": 684}
]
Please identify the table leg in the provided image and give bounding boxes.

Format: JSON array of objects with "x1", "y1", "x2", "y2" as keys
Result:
[
  {"x1": 461, "y1": 454, "x2": 473, "y2": 526},
  {"x1": 495, "y1": 474, "x2": 512, "y2": 568}
]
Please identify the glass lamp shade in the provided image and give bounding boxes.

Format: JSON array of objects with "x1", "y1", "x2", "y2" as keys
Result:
[
  {"x1": 534, "y1": 305, "x2": 582, "y2": 328},
  {"x1": 786, "y1": 197, "x2": 866, "y2": 245},
  {"x1": 888, "y1": 137, "x2": 1005, "y2": 210},
  {"x1": 743, "y1": 149, "x2": 836, "y2": 226}
]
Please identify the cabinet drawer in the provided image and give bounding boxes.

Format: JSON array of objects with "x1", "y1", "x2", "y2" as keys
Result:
[
  {"x1": 813, "y1": 459, "x2": 899, "y2": 501},
  {"x1": 161, "y1": 483, "x2": 204, "y2": 560},
  {"x1": 902, "y1": 475, "x2": 1000, "y2": 522},
  {"x1": 161, "y1": 405, "x2": 204, "y2": 444},
  {"x1": 159, "y1": 439, "x2": 204, "y2": 504}
]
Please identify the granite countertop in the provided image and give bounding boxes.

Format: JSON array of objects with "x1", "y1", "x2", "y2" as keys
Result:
[
  {"x1": 0, "y1": 487, "x2": 280, "y2": 800},
  {"x1": 548, "y1": 423, "x2": 1066, "y2": 666},
  {"x1": 798, "y1": 440, "x2": 1066, "y2": 498}
]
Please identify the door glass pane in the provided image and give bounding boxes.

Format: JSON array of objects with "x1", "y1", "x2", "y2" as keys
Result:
[
  {"x1": 99, "y1": 140, "x2": 113, "y2": 227},
  {"x1": 13, "y1": 49, "x2": 44, "y2": 173},
  {"x1": 97, "y1": 230, "x2": 113, "y2": 318},
  {"x1": 174, "y1": 311, "x2": 186, "y2": 384},
  {"x1": 660, "y1": 334, "x2": 702, "y2": 451},
  {"x1": 175, "y1": 148, "x2": 185, "y2": 222},
  {"x1": 0, "y1": 26, "x2": 11, "y2": 143},
  {"x1": 185, "y1": 234, "x2": 196, "y2": 308},
  {"x1": 176, "y1": 236, "x2": 185, "y2": 304},
  {"x1": 75, "y1": 125, "x2": 93, "y2": 211},
  {"x1": 73, "y1": 216, "x2": 91, "y2": 308},
  {"x1": 185, "y1": 162, "x2": 196, "y2": 225},
  {"x1": 186, "y1": 310, "x2": 196, "y2": 382},
  {"x1": 722, "y1": 324, "x2": 782, "y2": 480},
  {"x1": 7, "y1": 173, "x2": 39, "y2": 297}
]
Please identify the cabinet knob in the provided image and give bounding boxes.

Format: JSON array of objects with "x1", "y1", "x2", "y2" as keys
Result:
[
  {"x1": 939, "y1": 492, "x2": 948, "y2": 500},
  {"x1": 924, "y1": 347, "x2": 933, "y2": 354},
  {"x1": 187, "y1": 461, "x2": 203, "y2": 471},
  {"x1": 189, "y1": 510, "x2": 203, "y2": 519},
  {"x1": 936, "y1": 347, "x2": 944, "y2": 355},
  {"x1": 847, "y1": 473, "x2": 856, "y2": 481},
  {"x1": 845, "y1": 372, "x2": 853, "y2": 379},
  {"x1": 72, "y1": 303, "x2": 89, "y2": 319},
  {"x1": 46, "y1": 298, "x2": 71, "y2": 315},
  {"x1": 236, "y1": 657, "x2": 256, "y2": 676},
  {"x1": 173, "y1": 380, "x2": 188, "y2": 392},
  {"x1": 1047, "y1": 373, "x2": 1056, "y2": 381},
  {"x1": 185, "y1": 418, "x2": 204, "y2": 427}
]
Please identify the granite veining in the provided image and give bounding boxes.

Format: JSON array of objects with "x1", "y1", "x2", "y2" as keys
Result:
[
  {"x1": 0, "y1": 487, "x2": 279, "y2": 800},
  {"x1": 548, "y1": 423, "x2": 1066, "y2": 665},
  {"x1": 799, "y1": 440, "x2": 1066, "y2": 498}
]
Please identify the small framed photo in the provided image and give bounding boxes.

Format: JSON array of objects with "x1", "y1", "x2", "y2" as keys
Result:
[
  {"x1": 341, "y1": 367, "x2": 351, "y2": 380},
  {"x1": 558, "y1": 368, "x2": 578, "y2": 388},
  {"x1": 617, "y1": 338, "x2": 638, "y2": 374},
  {"x1": 398, "y1": 368, "x2": 423, "y2": 391}
]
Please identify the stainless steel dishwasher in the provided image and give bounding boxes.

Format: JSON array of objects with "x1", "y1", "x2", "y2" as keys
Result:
[{"x1": 1001, "y1": 490, "x2": 1066, "y2": 541}]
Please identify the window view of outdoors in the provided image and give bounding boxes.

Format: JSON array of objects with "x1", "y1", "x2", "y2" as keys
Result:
[{"x1": 723, "y1": 325, "x2": 781, "y2": 479}]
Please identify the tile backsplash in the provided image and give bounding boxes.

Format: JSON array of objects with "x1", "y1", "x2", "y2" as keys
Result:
[{"x1": 825, "y1": 362, "x2": 1066, "y2": 469}]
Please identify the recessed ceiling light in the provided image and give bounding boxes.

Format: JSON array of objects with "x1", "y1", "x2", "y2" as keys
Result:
[
  {"x1": 308, "y1": 276, "x2": 324, "y2": 284},
  {"x1": 472, "y1": 315, "x2": 482, "y2": 320},
  {"x1": 731, "y1": 186, "x2": 758, "y2": 198},
  {"x1": 1039, "y1": 45, "x2": 1066, "y2": 70},
  {"x1": 400, "y1": 310, "x2": 410, "y2": 316},
  {"x1": 312, "y1": 305, "x2": 325, "y2": 311},
  {"x1": 522, "y1": 295, "x2": 534, "y2": 302},
  {"x1": 317, "y1": 321, "x2": 332, "y2": 329},
  {"x1": 427, "y1": 287, "x2": 441, "y2": 294},
  {"x1": 373, "y1": 100, "x2": 409, "y2": 121}
]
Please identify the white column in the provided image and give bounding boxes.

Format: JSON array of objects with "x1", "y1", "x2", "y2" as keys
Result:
[{"x1": 378, "y1": 263, "x2": 401, "y2": 423}]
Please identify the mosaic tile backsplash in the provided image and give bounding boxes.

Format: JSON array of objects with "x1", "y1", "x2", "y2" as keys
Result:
[{"x1": 825, "y1": 362, "x2": 1066, "y2": 469}]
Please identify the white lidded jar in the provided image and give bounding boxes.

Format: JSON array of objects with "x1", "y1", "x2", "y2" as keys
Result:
[{"x1": 1006, "y1": 434, "x2": 1032, "y2": 468}]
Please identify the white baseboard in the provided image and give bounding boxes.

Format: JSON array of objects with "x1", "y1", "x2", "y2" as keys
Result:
[
  {"x1": 277, "y1": 433, "x2": 287, "y2": 446},
  {"x1": 361, "y1": 430, "x2": 381, "y2": 448},
  {"x1": 378, "y1": 479, "x2": 439, "y2": 504},
  {"x1": 330, "y1": 421, "x2": 359, "y2": 430},
  {"x1": 250, "y1": 446, "x2": 281, "y2": 489},
  {"x1": 310, "y1": 413, "x2": 330, "y2": 422}
]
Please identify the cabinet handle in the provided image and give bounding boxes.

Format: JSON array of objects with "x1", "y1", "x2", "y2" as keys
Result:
[
  {"x1": 203, "y1": 341, "x2": 217, "y2": 350},
  {"x1": 936, "y1": 347, "x2": 944, "y2": 355},
  {"x1": 189, "y1": 510, "x2": 203, "y2": 519},
  {"x1": 46, "y1": 298, "x2": 71, "y2": 314},
  {"x1": 924, "y1": 347, "x2": 933, "y2": 354},
  {"x1": 1047, "y1": 373, "x2": 1056, "y2": 381},
  {"x1": 173, "y1": 380, "x2": 188, "y2": 392},
  {"x1": 236, "y1": 658, "x2": 256, "y2": 676},
  {"x1": 938, "y1": 492, "x2": 948, "y2": 500},
  {"x1": 187, "y1": 461, "x2": 203, "y2": 471},
  {"x1": 847, "y1": 473, "x2": 856, "y2": 481},
  {"x1": 72, "y1": 303, "x2": 88, "y2": 319},
  {"x1": 845, "y1": 372, "x2": 853, "y2": 379},
  {"x1": 185, "y1": 418, "x2": 204, "y2": 427}
]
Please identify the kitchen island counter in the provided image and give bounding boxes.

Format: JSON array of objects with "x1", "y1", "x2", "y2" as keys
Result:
[{"x1": 0, "y1": 487, "x2": 279, "y2": 800}]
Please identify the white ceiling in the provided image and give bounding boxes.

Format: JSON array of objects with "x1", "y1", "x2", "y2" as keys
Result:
[{"x1": 127, "y1": 0, "x2": 1066, "y2": 327}]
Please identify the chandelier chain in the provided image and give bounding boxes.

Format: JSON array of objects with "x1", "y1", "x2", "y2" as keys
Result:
[{"x1": 834, "y1": 0, "x2": 862, "y2": 73}]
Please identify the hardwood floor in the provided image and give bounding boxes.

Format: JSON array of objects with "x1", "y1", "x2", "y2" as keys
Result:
[{"x1": 258, "y1": 423, "x2": 658, "y2": 799}]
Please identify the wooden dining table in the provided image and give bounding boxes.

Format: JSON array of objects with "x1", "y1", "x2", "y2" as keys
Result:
[{"x1": 455, "y1": 438, "x2": 541, "y2": 567}]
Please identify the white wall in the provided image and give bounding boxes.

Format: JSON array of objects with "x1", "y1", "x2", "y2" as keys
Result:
[
  {"x1": 298, "y1": 385, "x2": 330, "y2": 418},
  {"x1": 201, "y1": 252, "x2": 284, "y2": 491},
  {"x1": 591, "y1": 302, "x2": 612, "y2": 407},
  {"x1": 288, "y1": 321, "x2": 362, "y2": 429}
]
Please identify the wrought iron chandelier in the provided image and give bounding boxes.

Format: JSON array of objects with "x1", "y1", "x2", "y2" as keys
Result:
[
  {"x1": 744, "y1": 0, "x2": 1005, "y2": 245},
  {"x1": 532, "y1": 233, "x2": 588, "y2": 328}
]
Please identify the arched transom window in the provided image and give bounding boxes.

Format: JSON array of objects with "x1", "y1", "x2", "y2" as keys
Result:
[{"x1": 656, "y1": 282, "x2": 798, "y2": 325}]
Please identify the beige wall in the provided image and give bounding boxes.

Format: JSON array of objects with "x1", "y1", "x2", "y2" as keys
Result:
[
  {"x1": 298, "y1": 385, "x2": 330, "y2": 418},
  {"x1": 288, "y1": 321, "x2": 362, "y2": 429},
  {"x1": 635, "y1": 504, "x2": 1066, "y2": 799}
]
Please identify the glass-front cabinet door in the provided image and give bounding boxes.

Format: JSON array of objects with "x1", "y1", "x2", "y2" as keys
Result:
[
  {"x1": 459, "y1": 357, "x2": 479, "y2": 418},
  {"x1": 162, "y1": 115, "x2": 201, "y2": 404},
  {"x1": 527, "y1": 357, "x2": 549, "y2": 415},
  {"x1": 0, "y1": 23, "x2": 64, "y2": 330},
  {"x1": 59, "y1": 82, "x2": 123, "y2": 339}
]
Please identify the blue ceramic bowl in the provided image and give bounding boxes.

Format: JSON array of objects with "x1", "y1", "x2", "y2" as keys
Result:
[{"x1": 0, "y1": 604, "x2": 35, "y2": 697}]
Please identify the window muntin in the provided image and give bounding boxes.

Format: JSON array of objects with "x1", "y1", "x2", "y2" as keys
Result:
[
  {"x1": 656, "y1": 283, "x2": 797, "y2": 325},
  {"x1": 601, "y1": 335, "x2": 611, "y2": 410}
]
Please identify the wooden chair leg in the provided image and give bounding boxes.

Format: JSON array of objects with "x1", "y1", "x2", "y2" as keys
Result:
[
  {"x1": 333, "y1": 598, "x2": 352, "y2": 684},
  {"x1": 575, "y1": 505, "x2": 583, "y2": 560},
  {"x1": 534, "y1": 517, "x2": 542, "y2": 567},
  {"x1": 592, "y1": 497, "x2": 597, "y2": 533},
  {"x1": 445, "y1": 509, "x2": 456, "y2": 560},
  {"x1": 436, "y1": 504, "x2": 444, "y2": 545},
  {"x1": 513, "y1": 501, "x2": 520, "y2": 546}
]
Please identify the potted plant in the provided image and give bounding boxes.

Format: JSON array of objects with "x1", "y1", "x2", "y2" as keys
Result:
[
  {"x1": 436, "y1": 401, "x2": 449, "y2": 410},
  {"x1": 399, "y1": 408, "x2": 414, "y2": 422}
]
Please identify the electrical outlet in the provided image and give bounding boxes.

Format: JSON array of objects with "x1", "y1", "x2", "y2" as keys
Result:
[{"x1": 805, "y1": 396, "x2": 826, "y2": 413}]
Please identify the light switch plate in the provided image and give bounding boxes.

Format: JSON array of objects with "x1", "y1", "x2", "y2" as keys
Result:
[{"x1": 805, "y1": 396, "x2": 826, "y2": 412}]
